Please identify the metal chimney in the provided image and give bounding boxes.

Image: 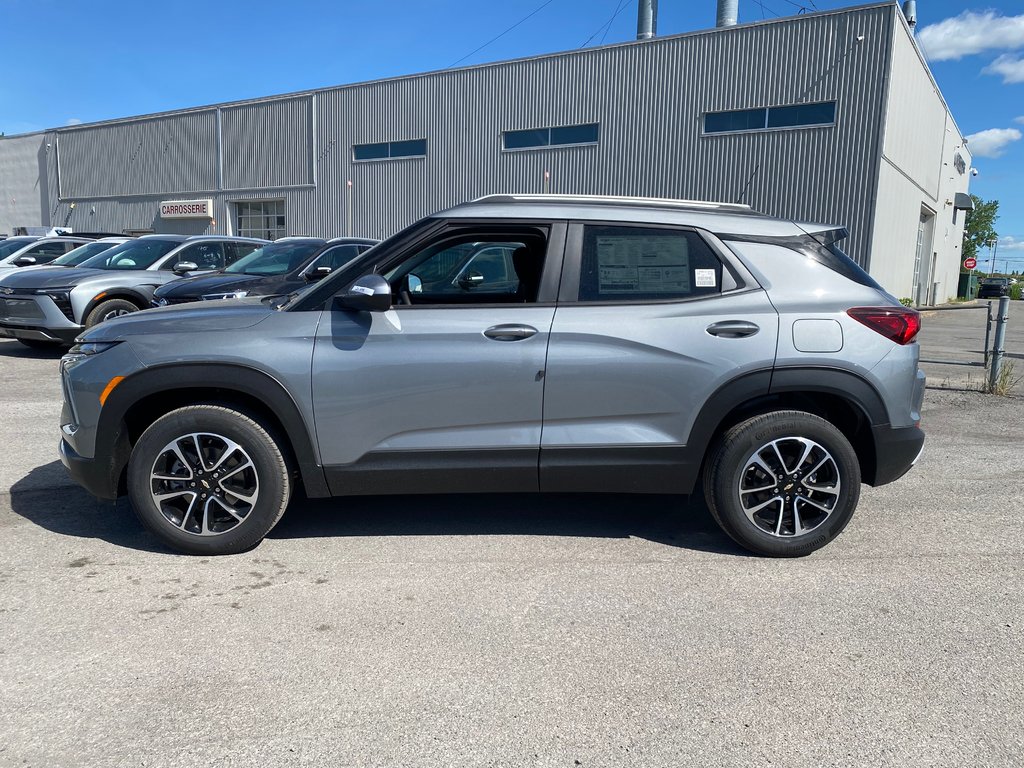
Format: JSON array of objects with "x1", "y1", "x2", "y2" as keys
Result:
[
  {"x1": 717, "y1": 0, "x2": 738, "y2": 27},
  {"x1": 902, "y1": 0, "x2": 917, "y2": 30},
  {"x1": 637, "y1": 0, "x2": 657, "y2": 40}
]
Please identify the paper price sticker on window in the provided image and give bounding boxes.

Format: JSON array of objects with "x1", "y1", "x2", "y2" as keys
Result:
[{"x1": 695, "y1": 269, "x2": 717, "y2": 288}]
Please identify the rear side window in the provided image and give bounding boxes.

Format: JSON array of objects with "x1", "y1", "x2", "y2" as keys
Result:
[{"x1": 577, "y1": 225, "x2": 723, "y2": 302}]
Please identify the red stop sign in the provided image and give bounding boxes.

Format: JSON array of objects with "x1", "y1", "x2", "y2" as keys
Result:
[{"x1": 964, "y1": 258, "x2": 977, "y2": 270}]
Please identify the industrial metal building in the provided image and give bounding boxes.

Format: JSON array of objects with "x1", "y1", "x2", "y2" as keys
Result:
[{"x1": 0, "y1": 1, "x2": 970, "y2": 303}]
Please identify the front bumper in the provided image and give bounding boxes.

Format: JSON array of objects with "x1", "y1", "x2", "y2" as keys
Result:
[
  {"x1": 0, "y1": 294, "x2": 83, "y2": 344},
  {"x1": 59, "y1": 437, "x2": 121, "y2": 500},
  {"x1": 870, "y1": 424, "x2": 925, "y2": 486}
]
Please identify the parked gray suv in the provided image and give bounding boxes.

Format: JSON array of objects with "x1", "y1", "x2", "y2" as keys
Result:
[{"x1": 58, "y1": 195, "x2": 925, "y2": 557}]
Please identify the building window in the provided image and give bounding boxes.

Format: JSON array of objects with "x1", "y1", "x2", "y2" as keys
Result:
[
  {"x1": 236, "y1": 200, "x2": 286, "y2": 241},
  {"x1": 503, "y1": 123, "x2": 600, "y2": 150},
  {"x1": 353, "y1": 139, "x2": 427, "y2": 161},
  {"x1": 703, "y1": 101, "x2": 837, "y2": 134}
]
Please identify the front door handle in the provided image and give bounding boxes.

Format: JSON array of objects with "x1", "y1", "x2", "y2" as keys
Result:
[
  {"x1": 483, "y1": 324, "x2": 538, "y2": 341},
  {"x1": 706, "y1": 320, "x2": 760, "y2": 338}
]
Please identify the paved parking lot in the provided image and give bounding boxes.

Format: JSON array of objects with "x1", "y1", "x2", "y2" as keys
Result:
[{"x1": 1, "y1": 320, "x2": 1022, "y2": 767}]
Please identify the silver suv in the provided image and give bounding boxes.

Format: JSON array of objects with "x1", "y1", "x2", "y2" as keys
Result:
[{"x1": 58, "y1": 195, "x2": 925, "y2": 557}]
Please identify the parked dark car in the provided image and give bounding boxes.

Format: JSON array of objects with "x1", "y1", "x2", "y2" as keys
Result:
[
  {"x1": 152, "y1": 237, "x2": 377, "y2": 306},
  {"x1": 978, "y1": 277, "x2": 1010, "y2": 298}
]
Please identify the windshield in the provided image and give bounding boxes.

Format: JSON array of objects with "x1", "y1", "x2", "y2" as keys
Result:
[
  {"x1": 52, "y1": 241, "x2": 120, "y2": 267},
  {"x1": 982, "y1": 278, "x2": 1008, "y2": 285},
  {"x1": 79, "y1": 239, "x2": 180, "y2": 270},
  {"x1": 224, "y1": 241, "x2": 323, "y2": 276},
  {"x1": 0, "y1": 238, "x2": 37, "y2": 260}
]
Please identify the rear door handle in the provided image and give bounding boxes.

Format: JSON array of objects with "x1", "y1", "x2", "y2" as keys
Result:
[
  {"x1": 483, "y1": 324, "x2": 538, "y2": 341},
  {"x1": 706, "y1": 320, "x2": 760, "y2": 338}
]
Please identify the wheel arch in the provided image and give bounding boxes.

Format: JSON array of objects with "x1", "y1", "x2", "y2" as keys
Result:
[
  {"x1": 691, "y1": 368, "x2": 889, "y2": 487},
  {"x1": 82, "y1": 289, "x2": 152, "y2": 322},
  {"x1": 98, "y1": 363, "x2": 328, "y2": 498}
]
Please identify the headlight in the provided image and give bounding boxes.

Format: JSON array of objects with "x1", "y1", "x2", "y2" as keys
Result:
[
  {"x1": 154, "y1": 297, "x2": 169, "y2": 306},
  {"x1": 201, "y1": 291, "x2": 248, "y2": 300},
  {"x1": 66, "y1": 340, "x2": 121, "y2": 356},
  {"x1": 35, "y1": 288, "x2": 72, "y2": 303}
]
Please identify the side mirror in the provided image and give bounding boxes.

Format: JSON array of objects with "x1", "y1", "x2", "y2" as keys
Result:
[
  {"x1": 13, "y1": 255, "x2": 37, "y2": 266},
  {"x1": 458, "y1": 270, "x2": 485, "y2": 290},
  {"x1": 305, "y1": 265, "x2": 333, "y2": 282},
  {"x1": 338, "y1": 273, "x2": 392, "y2": 312},
  {"x1": 173, "y1": 261, "x2": 198, "y2": 275}
]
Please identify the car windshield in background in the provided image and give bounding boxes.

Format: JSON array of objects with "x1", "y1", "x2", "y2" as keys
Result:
[
  {"x1": 224, "y1": 242, "x2": 323, "y2": 276},
  {"x1": 0, "y1": 239, "x2": 36, "y2": 259},
  {"x1": 52, "y1": 241, "x2": 120, "y2": 267},
  {"x1": 982, "y1": 278, "x2": 1008, "y2": 285},
  {"x1": 79, "y1": 239, "x2": 180, "y2": 270}
]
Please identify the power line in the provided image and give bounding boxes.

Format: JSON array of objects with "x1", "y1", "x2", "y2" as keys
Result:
[
  {"x1": 449, "y1": 0, "x2": 560, "y2": 68},
  {"x1": 580, "y1": 0, "x2": 629, "y2": 48}
]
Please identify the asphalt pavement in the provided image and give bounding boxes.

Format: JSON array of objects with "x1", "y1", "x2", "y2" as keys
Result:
[{"x1": 0, "y1": 331, "x2": 1022, "y2": 767}]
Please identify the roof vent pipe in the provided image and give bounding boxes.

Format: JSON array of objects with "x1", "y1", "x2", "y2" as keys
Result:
[
  {"x1": 902, "y1": 0, "x2": 917, "y2": 30},
  {"x1": 637, "y1": 0, "x2": 657, "y2": 40},
  {"x1": 717, "y1": 0, "x2": 738, "y2": 27}
]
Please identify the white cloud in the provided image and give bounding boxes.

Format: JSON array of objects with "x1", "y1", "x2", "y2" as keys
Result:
[
  {"x1": 1017, "y1": 116, "x2": 1024, "y2": 125},
  {"x1": 65, "y1": 118, "x2": 82, "y2": 126},
  {"x1": 1000, "y1": 236, "x2": 1024, "y2": 252},
  {"x1": 984, "y1": 54, "x2": 1024, "y2": 83},
  {"x1": 965, "y1": 127, "x2": 1022, "y2": 158},
  {"x1": 917, "y1": 10, "x2": 1024, "y2": 61}
]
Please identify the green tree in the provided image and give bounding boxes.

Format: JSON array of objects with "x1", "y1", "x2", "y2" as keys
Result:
[{"x1": 962, "y1": 195, "x2": 999, "y2": 263}]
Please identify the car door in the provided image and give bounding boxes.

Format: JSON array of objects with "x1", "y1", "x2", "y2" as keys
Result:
[
  {"x1": 540, "y1": 221, "x2": 779, "y2": 494},
  {"x1": 311, "y1": 221, "x2": 565, "y2": 495}
]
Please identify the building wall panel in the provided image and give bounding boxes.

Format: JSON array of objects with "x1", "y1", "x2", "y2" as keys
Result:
[{"x1": 221, "y1": 97, "x2": 314, "y2": 190}]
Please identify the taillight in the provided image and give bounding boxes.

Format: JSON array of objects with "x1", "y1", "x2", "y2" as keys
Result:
[{"x1": 846, "y1": 306, "x2": 921, "y2": 345}]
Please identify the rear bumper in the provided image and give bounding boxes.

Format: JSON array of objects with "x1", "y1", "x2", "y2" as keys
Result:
[
  {"x1": 59, "y1": 437, "x2": 120, "y2": 500},
  {"x1": 869, "y1": 424, "x2": 925, "y2": 486}
]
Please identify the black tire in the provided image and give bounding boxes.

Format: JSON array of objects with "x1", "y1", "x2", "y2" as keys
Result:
[
  {"x1": 17, "y1": 338, "x2": 63, "y2": 350},
  {"x1": 702, "y1": 410, "x2": 861, "y2": 557},
  {"x1": 127, "y1": 405, "x2": 292, "y2": 555},
  {"x1": 84, "y1": 298, "x2": 139, "y2": 328}
]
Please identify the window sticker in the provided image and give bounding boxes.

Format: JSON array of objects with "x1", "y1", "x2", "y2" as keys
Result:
[
  {"x1": 694, "y1": 268, "x2": 717, "y2": 288},
  {"x1": 595, "y1": 236, "x2": 690, "y2": 294}
]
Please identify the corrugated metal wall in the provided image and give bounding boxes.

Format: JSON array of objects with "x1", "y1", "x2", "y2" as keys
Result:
[{"x1": 7, "y1": 4, "x2": 912, "y2": 270}]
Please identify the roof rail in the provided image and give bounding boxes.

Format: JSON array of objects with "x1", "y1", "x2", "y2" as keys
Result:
[{"x1": 470, "y1": 193, "x2": 755, "y2": 213}]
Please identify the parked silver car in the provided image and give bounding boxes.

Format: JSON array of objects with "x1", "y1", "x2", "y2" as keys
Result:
[
  {"x1": 0, "y1": 236, "x2": 96, "y2": 270},
  {"x1": 58, "y1": 195, "x2": 924, "y2": 557},
  {"x1": 0, "y1": 234, "x2": 266, "y2": 347}
]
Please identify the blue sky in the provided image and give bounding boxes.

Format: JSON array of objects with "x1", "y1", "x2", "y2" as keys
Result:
[{"x1": 1, "y1": 0, "x2": 1022, "y2": 267}]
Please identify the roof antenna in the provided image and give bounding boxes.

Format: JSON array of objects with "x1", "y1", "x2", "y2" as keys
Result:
[{"x1": 735, "y1": 164, "x2": 760, "y2": 204}]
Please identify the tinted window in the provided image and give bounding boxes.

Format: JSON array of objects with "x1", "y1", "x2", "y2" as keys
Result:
[
  {"x1": 704, "y1": 108, "x2": 767, "y2": 134},
  {"x1": 312, "y1": 244, "x2": 363, "y2": 272},
  {"x1": 353, "y1": 139, "x2": 426, "y2": 161},
  {"x1": 767, "y1": 101, "x2": 836, "y2": 128},
  {"x1": 578, "y1": 226, "x2": 723, "y2": 302},
  {"x1": 79, "y1": 239, "x2": 181, "y2": 270},
  {"x1": 175, "y1": 242, "x2": 225, "y2": 270},
  {"x1": 504, "y1": 123, "x2": 600, "y2": 150},
  {"x1": 224, "y1": 241, "x2": 324, "y2": 276},
  {"x1": 52, "y1": 241, "x2": 119, "y2": 266},
  {"x1": 26, "y1": 241, "x2": 70, "y2": 258},
  {"x1": 550, "y1": 123, "x2": 600, "y2": 145},
  {"x1": 226, "y1": 242, "x2": 260, "y2": 264},
  {"x1": 0, "y1": 239, "x2": 37, "y2": 259}
]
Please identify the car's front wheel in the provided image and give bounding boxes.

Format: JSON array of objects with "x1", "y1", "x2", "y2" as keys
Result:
[
  {"x1": 703, "y1": 411, "x2": 861, "y2": 557},
  {"x1": 127, "y1": 405, "x2": 292, "y2": 555},
  {"x1": 85, "y1": 298, "x2": 139, "y2": 328}
]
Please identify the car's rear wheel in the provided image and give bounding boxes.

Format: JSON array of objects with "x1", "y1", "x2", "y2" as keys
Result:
[
  {"x1": 85, "y1": 298, "x2": 139, "y2": 328},
  {"x1": 127, "y1": 405, "x2": 291, "y2": 555},
  {"x1": 703, "y1": 411, "x2": 861, "y2": 557}
]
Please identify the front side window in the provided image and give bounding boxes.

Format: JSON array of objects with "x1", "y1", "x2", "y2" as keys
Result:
[
  {"x1": 577, "y1": 225, "x2": 723, "y2": 302},
  {"x1": 26, "y1": 241, "x2": 71, "y2": 258},
  {"x1": 236, "y1": 200, "x2": 286, "y2": 241},
  {"x1": 310, "y1": 244, "x2": 363, "y2": 273},
  {"x1": 174, "y1": 242, "x2": 225, "y2": 270},
  {"x1": 386, "y1": 232, "x2": 547, "y2": 304}
]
